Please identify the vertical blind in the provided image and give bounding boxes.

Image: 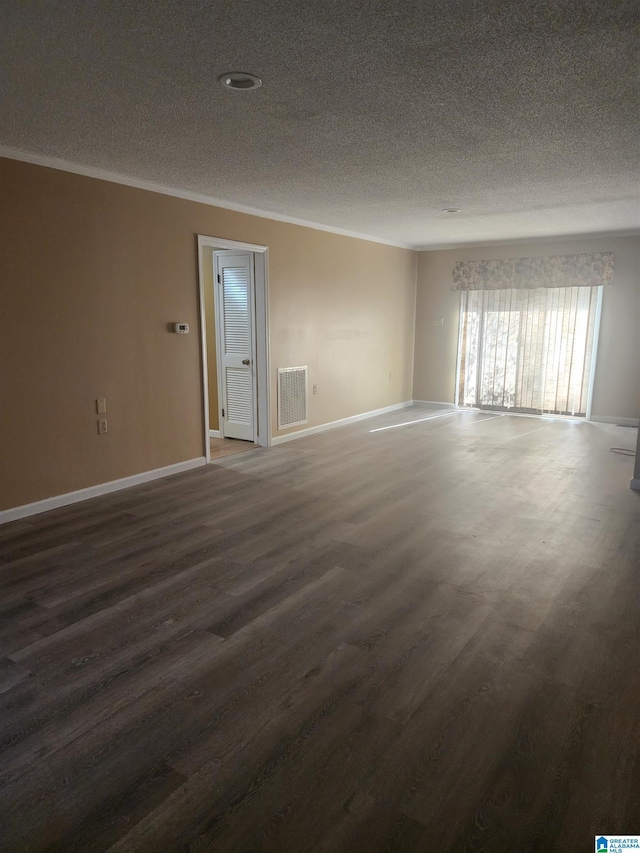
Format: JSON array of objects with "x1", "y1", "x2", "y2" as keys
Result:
[{"x1": 458, "y1": 286, "x2": 600, "y2": 417}]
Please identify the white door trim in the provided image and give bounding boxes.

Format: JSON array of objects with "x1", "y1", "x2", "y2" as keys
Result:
[
  {"x1": 197, "y1": 235, "x2": 271, "y2": 461},
  {"x1": 585, "y1": 284, "x2": 604, "y2": 422},
  {"x1": 453, "y1": 292, "x2": 464, "y2": 409}
]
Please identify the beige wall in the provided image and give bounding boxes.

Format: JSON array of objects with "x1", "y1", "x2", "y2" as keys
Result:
[
  {"x1": 269, "y1": 227, "x2": 416, "y2": 432},
  {"x1": 413, "y1": 237, "x2": 640, "y2": 420},
  {"x1": 0, "y1": 157, "x2": 416, "y2": 511}
]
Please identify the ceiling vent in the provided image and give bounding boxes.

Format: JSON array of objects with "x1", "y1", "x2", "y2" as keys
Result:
[
  {"x1": 219, "y1": 72, "x2": 263, "y2": 91},
  {"x1": 277, "y1": 367, "x2": 308, "y2": 429}
]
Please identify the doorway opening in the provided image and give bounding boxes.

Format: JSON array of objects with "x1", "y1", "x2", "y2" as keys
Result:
[
  {"x1": 456, "y1": 286, "x2": 603, "y2": 419},
  {"x1": 197, "y1": 236, "x2": 270, "y2": 463}
]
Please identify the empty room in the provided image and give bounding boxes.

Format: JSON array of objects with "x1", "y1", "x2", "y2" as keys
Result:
[{"x1": 0, "y1": 2, "x2": 639, "y2": 852}]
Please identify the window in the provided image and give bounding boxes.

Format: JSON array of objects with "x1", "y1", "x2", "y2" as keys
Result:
[{"x1": 457, "y1": 286, "x2": 601, "y2": 417}]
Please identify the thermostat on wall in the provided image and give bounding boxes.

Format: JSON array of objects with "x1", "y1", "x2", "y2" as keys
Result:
[{"x1": 174, "y1": 323, "x2": 189, "y2": 334}]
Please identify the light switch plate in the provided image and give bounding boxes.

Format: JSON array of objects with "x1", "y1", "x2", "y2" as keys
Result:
[{"x1": 96, "y1": 398, "x2": 107, "y2": 414}]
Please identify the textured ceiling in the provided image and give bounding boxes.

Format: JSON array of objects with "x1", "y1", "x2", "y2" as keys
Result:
[{"x1": 1, "y1": 0, "x2": 638, "y2": 248}]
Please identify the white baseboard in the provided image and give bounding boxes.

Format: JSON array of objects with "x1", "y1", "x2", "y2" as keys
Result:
[
  {"x1": 271, "y1": 401, "x2": 413, "y2": 446},
  {"x1": 412, "y1": 400, "x2": 458, "y2": 410},
  {"x1": 631, "y1": 478, "x2": 640, "y2": 492},
  {"x1": 0, "y1": 457, "x2": 207, "y2": 525},
  {"x1": 208, "y1": 429, "x2": 221, "y2": 438},
  {"x1": 589, "y1": 415, "x2": 639, "y2": 427}
]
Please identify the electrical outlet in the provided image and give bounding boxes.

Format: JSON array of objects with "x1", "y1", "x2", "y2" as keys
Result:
[
  {"x1": 97, "y1": 418, "x2": 108, "y2": 434},
  {"x1": 313, "y1": 384, "x2": 317, "y2": 395},
  {"x1": 96, "y1": 398, "x2": 107, "y2": 414},
  {"x1": 433, "y1": 317, "x2": 444, "y2": 326}
]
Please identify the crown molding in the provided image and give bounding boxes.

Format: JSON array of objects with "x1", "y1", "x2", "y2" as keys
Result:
[
  {"x1": 4, "y1": 146, "x2": 636, "y2": 252},
  {"x1": 0, "y1": 145, "x2": 414, "y2": 251},
  {"x1": 415, "y1": 229, "x2": 640, "y2": 252}
]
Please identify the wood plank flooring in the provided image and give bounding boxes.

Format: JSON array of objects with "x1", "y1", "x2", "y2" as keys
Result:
[
  {"x1": 209, "y1": 437, "x2": 256, "y2": 460},
  {"x1": 1, "y1": 407, "x2": 638, "y2": 852}
]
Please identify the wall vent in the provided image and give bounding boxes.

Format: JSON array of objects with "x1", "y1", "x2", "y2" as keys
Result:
[{"x1": 277, "y1": 366, "x2": 308, "y2": 429}]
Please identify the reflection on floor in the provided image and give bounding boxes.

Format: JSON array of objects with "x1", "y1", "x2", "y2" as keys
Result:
[{"x1": 209, "y1": 436, "x2": 256, "y2": 461}]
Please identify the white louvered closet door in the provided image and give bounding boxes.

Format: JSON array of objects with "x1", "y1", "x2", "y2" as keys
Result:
[{"x1": 215, "y1": 252, "x2": 255, "y2": 441}]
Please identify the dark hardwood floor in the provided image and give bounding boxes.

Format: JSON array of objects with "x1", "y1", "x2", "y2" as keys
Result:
[{"x1": 1, "y1": 407, "x2": 638, "y2": 852}]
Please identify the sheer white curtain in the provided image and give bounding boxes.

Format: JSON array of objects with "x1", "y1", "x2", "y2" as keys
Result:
[{"x1": 457, "y1": 286, "x2": 600, "y2": 416}]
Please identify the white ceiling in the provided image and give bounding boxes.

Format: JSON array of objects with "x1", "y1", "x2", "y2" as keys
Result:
[{"x1": 1, "y1": 0, "x2": 638, "y2": 249}]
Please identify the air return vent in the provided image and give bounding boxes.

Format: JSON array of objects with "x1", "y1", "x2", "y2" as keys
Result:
[{"x1": 277, "y1": 366, "x2": 308, "y2": 429}]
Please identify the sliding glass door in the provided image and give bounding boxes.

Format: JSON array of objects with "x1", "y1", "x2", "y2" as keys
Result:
[{"x1": 457, "y1": 286, "x2": 601, "y2": 417}]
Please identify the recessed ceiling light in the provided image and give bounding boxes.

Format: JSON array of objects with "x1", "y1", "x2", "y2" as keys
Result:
[
  {"x1": 442, "y1": 208, "x2": 461, "y2": 214},
  {"x1": 219, "y1": 72, "x2": 263, "y2": 91}
]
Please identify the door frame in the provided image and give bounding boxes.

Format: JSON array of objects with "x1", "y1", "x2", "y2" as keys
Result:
[
  {"x1": 197, "y1": 235, "x2": 271, "y2": 462},
  {"x1": 585, "y1": 285, "x2": 604, "y2": 422}
]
